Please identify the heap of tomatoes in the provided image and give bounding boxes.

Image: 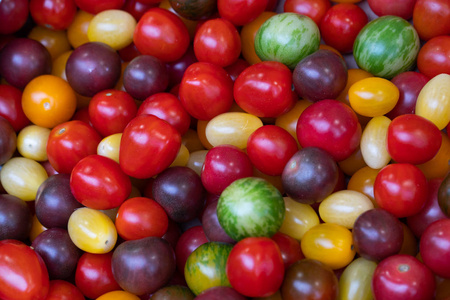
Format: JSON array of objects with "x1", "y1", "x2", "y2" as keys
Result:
[{"x1": 0, "y1": 0, "x2": 450, "y2": 299}]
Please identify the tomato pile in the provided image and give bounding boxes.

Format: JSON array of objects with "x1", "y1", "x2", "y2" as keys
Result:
[{"x1": 0, "y1": 0, "x2": 450, "y2": 299}]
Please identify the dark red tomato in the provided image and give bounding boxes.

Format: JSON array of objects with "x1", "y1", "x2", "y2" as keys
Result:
[
  {"x1": 118, "y1": 42, "x2": 142, "y2": 62},
  {"x1": 271, "y1": 232, "x2": 304, "y2": 269},
  {"x1": 29, "y1": 0, "x2": 77, "y2": 30},
  {"x1": 218, "y1": 0, "x2": 268, "y2": 26},
  {"x1": 387, "y1": 114, "x2": 442, "y2": 165},
  {"x1": 296, "y1": 99, "x2": 362, "y2": 162},
  {"x1": 88, "y1": 89, "x2": 138, "y2": 137},
  {"x1": 0, "y1": 0, "x2": 29, "y2": 34},
  {"x1": 368, "y1": 0, "x2": 416, "y2": 19},
  {"x1": 193, "y1": 18, "x2": 241, "y2": 67},
  {"x1": 319, "y1": 3, "x2": 368, "y2": 53},
  {"x1": 372, "y1": 254, "x2": 435, "y2": 300},
  {"x1": 374, "y1": 163, "x2": 428, "y2": 218},
  {"x1": 71, "y1": 107, "x2": 94, "y2": 127},
  {"x1": 115, "y1": 197, "x2": 169, "y2": 240},
  {"x1": 0, "y1": 240, "x2": 49, "y2": 300},
  {"x1": 0, "y1": 84, "x2": 30, "y2": 132},
  {"x1": 283, "y1": 0, "x2": 331, "y2": 25},
  {"x1": 122, "y1": 0, "x2": 159, "y2": 21},
  {"x1": 75, "y1": 252, "x2": 121, "y2": 299},
  {"x1": 413, "y1": 0, "x2": 450, "y2": 41},
  {"x1": 226, "y1": 237, "x2": 284, "y2": 298},
  {"x1": 179, "y1": 62, "x2": 234, "y2": 120},
  {"x1": 119, "y1": 114, "x2": 181, "y2": 179},
  {"x1": 70, "y1": 154, "x2": 132, "y2": 210},
  {"x1": 224, "y1": 58, "x2": 250, "y2": 82},
  {"x1": 234, "y1": 61, "x2": 295, "y2": 118},
  {"x1": 46, "y1": 280, "x2": 85, "y2": 300},
  {"x1": 417, "y1": 35, "x2": 450, "y2": 78},
  {"x1": 74, "y1": 0, "x2": 125, "y2": 14},
  {"x1": 134, "y1": 8, "x2": 190, "y2": 62},
  {"x1": 137, "y1": 92, "x2": 191, "y2": 135},
  {"x1": 166, "y1": 45, "x2": 198, "y2": 88},
  {"x1": 420, "y1": 219, "x2": 450, "y2": 278},
  {"x1": 175, "y1": 225, "x2": 208, "y2": 272},
  {"x1": 247, "y1": 125, "x2": 298, "y2": 176},
  {"x1": 47, "y1": 120, "x2": 102, "y2": 174}
]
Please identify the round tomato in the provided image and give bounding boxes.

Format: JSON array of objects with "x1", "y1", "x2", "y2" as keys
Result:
[
  {"x1": 413, "y1": 0, "x2": 450, "y2": 41},
  {"x1": 0, "y1": 0, "x2": 29, "y2": 35},
  {"x1": 283, "y1": 0, "x2": 331, "y2": 25},
  {"x1": 417, "y1": 35, "x2": 450, "y2": 78},
  {"x1": 218, "y1": 0, "x2": 268, "y2": 26},
  {"x1": 29, "y1": 0, "x2": 77, "y2": 30},
  {"x1": 46, "y1": 280, "x2": 85, "y2": 300},
  {"x1": 74, "y1": 0, "x2": 125, "y2": 14},
  {"x1": 0, "y1": 84, "x2": 30, "y2": 132},
  {"x1": 368, "y1": 0, "x2": 416, "y2": 19},
  {"x1": 420, "y1": 219, "x2": 450, "y2": 278}
]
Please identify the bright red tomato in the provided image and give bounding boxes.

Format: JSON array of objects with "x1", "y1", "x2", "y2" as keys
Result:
[
  {"x1": 413, "y1": 0, "x2": 450, "y2": 41},
  {"x1": 0, "y1": 0, "x2": 29, "y2": 34},
  {"x1": 119, "y1": 114, "x2": 181, "y2": 178},
  {"x1": 218, "y1": 0, "x2": 268, "y2": 26},
  {"x1": 319, "y1": 3, "x2": 368, "y2": 53},
  {"x1": 115, "y1": 197, "x2": 169, "y2": 240},
  {"x1": 372, "y1": 254, "x2": 436, "y2": 300},
  {"x1": 420, "y1": 219, "x2": 450, "y2": 278},
  {"x1": 47, "y1": 120, "x2": 102, "y2": 174},
  {"x1": 0, "y1": 84, "x2": 30, "y2": 132},
  {"x1": 374, "y1": 163, "x2": 428, "y2": 218},
  {"x1": 74, "y1": 0, "x2": 125, "y2": 14},
  {"x1": 89, "y1": 89, "x2": 138, "y2": 137},
  {"x1": 368, "y1": 0, "x2": 416, "y2": 19},
  {"x1": 234, "y1": 61, "x2": 295, "y2": 118},
  {"x1": 70, "y1": 154, "x2": 132, "y2": 210},
  {"x1": 283, "y1": 0, "x2": 331, "y2": 25},
  {"x1": 247, "y1": 125, "x2": 298, "y2": 176},
  {"x1": 0, "y1": 240, "x2": 49, "y2": 300},
  {"x1": 134, "y1": 8, "x2": 190, "y2": 62},
  {"x1": 226, "y1": 237, "x2": 284, "y2": 298},
  {"x1": 179, "y1": 62, "x2": 234, "y2": 120},
  {"x1": 271, "y1": 232, "x2": 304, "y2": 269},
  {"x1": 29, "y1": 0, "x2": 77, "y2": 30},
  {"x1": 193, "y1": 18, "x2": 241, "y2": 67},
  {"x1": 46, "y1": 280, "x2": 85, "y2": 300},
  {"x1": 417, "y1": 35, "x2": 450, "y2": 78}
]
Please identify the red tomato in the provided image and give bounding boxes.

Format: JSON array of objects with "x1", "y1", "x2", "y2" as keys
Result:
[
  {"x1": 75, "y1": 252, "x2": 121, "y2": 299},
  {"x1": 193, "y1": 18, "x2": 241, "y2": 67},
  {"x1": 29, "y1": 0, "x2": 77, "y2": 30},
  {"x1": 179, "y1": 62, "x2": 234, "y2": 120},
  {"x1": 234, "y1": 61, "x2": 295, "y2": 118},
  {"x1": 47, "y1": 120, "x2": 102, "y2": 174},
  {"x1": 74, "y1": 0, "x2": 125, "y2": 14},
  {"x1": 283, "y1": 0, "x2": 331, "y2": 25},
  {"x1": 122, "y1": 0, "x2": 159, "y2": 21},
  {"x1": 417, "y1": 35, "x2": 450, "y2": 78},
  {"x1": 137, "y1": 92, "x2": 191, "y2": 135},
  {"x1": 0, "y1": 240, "x2": 49, "y2": 300},
  {"x1": 224, "y1": 58, "x2": 250, "y2": 82},
  {"x1": 374, "y1": 163, "x2": 428, "y2": 218},
  {"x1": 420, "y1": 219, "x2": 450, "y2": 278},
  {"x1": 218, "y1": 0, "x2": 268, "y2": 26},
  {"x1": 115, "y1": 197, "x2": 169, "y2": 240},
  {"x1": 175, "y1": 225, "x2": 208, "y2": 273},
  {"x1": 319, "y1": 3, "x2": 368, "y2": 53},
  {"x1": 0, "y1": 0, "x2": 29, "y2": 35},
  {"x1": 46, "y1": 280, "x2": 85, "y2": 300},
  {"x1": 119, "y1": 114, "x2": 181, "y2": 179},
  {"x1": 387, "y1": 114, "x2": 442, "y2": 165},
  {"x1": 271, "y1": 232, "x2": 304, "y2": 269},
  {"x1": 134, "y1": 8, "x2": 190, "y2": 62},
  {"x1": 367, "y1": 0, "x2": 416, "y2": 19},
  {"x1": 372, "y1": 254, "x2": 436, "y2": 300},
  {"x1": 226, "y1": 237, "x2": 284, "y2": 298},
  {"x1": 0, "y1": 84, "x2": 30, "y2": 132},
  {"x1": 412, "y1": 0, "x2": 450, "y2": 41},
  {"x1": 70, "y1": 154, "x2": 132, "y2": 210},
  {"x1": 88, "y1": 89, "x2": 138, "y2": 137},
  {"x1": 247, "y1": 125, "x2": 298, "y2": 176}
]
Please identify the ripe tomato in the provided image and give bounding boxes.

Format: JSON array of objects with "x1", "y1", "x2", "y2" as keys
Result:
[
  {"x1": 29, "y1": 0, "x2": 77, "y2": 30},
  {"x1": 0, "y1": 0, "x2": 29, "y2": 35},
  {"x1": 0, "y1": 84, "x2": 30, "y2": 132},
  {"x1": 218, "y1": 0, "x2": 268, "y2": 26},
  {"x1": 417, "y1": 35, "x2": 450, "y2": 78},
  {"x1": 74, "y1": 0, "x2": 125, "y2": 14},
  {"x1": 412, "y1": 0, "x2": 450, "y2": 41},
  {"x1": 284, "y1": 0, "x2": 331, "y2": 25},
  {"x1": 46, "y1": 280, "x2": 85, "y2": 300},
  {"x1": 420, "y1": 219, "x2": 450, "y2": 278},
  {"x1": 367, "y1": 0, "x2": 416, "y2": 19}
]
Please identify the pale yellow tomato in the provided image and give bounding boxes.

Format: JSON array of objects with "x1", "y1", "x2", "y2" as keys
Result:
[
  {"x1": 338, "y1": 257, "x2": 377, "y2": 300},
  {"x1": 360, "y1": 116, "x2": 391, "y2": 169},
  {"x1": 186, "y1": 150, "x2": 208, "y2": 176},
  {"x1": 17, "y1": 125, "x2": 51, "y2": 161},
  {"x1": 278, "y1": 197, "x2": 320, "y2": 241},
  {"x1": 97, "y1": 133, "x2": 122, "y2": 163}
]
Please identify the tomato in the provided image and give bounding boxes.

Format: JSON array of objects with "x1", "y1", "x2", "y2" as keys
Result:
[
  {"x1": 234, "y1": 61, "x2": 295, "y2": 118},
  {"x1": 0, "y1": 0, "x2": 29, "y2": 35},
  {"x1": 74, "y1": 0, "x2": 125, "y2": 14},
  {"x1": 28, "y1": 26, "x2": 71, "y2": 61},
  {"x1": 374, "y1": 163, "x2": 428, "y2": 218},
  {"x1": 218, "y1": 0, "x2": 267, "y2": 26},
  {"x1": 412, "y1": 0, "x2": 450, "y2": 41},
  {"x1": 347, "y1": 166, "x2": 380, "y2": 204},
  {"x1": 360, "y1": 116, "x2": 391, "y2": 170},
  {"x1": 417, "y1": 35, "x2": 450, "y2": 78},
  {"x1": 193, "y1": 18, "x2": 241, "y2": 67},
  {"x1": 271, "y1": 232, "x2": 304, "y2": 269},
  {"x1": 67, "y1": 10, "x2": 94, "y2": 49},
  {"x1": 29, "y1": 0, "x2": 77, "y2": 30},
  {"x1": 97, "y1": 290, "x2": 141, "y2": 300},
  {"x1": 175, "y1": 225, "x2": 208, "y2": 273},
  {"x1": 279, "y1": 197, "x2": 320, "y2": 241},
  {"x1": 119, "y1": 114, "x2": 181, "y2": 179},
  {"x1": 0, "y1": 85, "x2": 30, "y2": 132},
  {"x1": 339, "y1": 257, "x2": 377, "y2": 300},
  {"x1": 226, "y1": 237, "x2": 284, "y2": 298},
  {"x1": 17, "y1": 125, "x2": 51, "y2": 162},
  {"x1": 283, "y1": 0, "x2": 331, "y2": 25},
  {"x1": 46, "y1": 280, "x2": 85, "y2": 300},
  {"x1": 133, "y1": 7, "x2": 190, "y2": 62},
  {"x1": 420, "y1": 219, "x2": 450, "y2": 278},
  {"x1": 0, "y1": 240, "x2": 49, "y2": 300},
  {"x1": 372, "y1": 255, "x2": 436, "y2": 300}
]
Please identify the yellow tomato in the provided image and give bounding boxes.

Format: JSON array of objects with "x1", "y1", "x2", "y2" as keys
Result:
[
  {"x1": 51, "y1": 50, "x2": 73, "y2": 81},
  {"x1": 96, "y1": 290, "x2": 140, "y2": 300},
  {"x1": 347, "y1": 166, "x2": 380, "y2": 207},
  {"x1": 279, "y1": 197, "x2": 320, "y2": 241},
  {"x1": 17, "y1": 125, "x2": 51, "y2": 161},
  {"x1": 360, "y1": 115, "x2": 391, "y2": 169},
  {"x1": 67, "y1": 10, "x2": 94, "y2": 48},
  {"x1": 275, "y1": 99, "x2": 312, "y2": 145},
  {"x1": 169, "y1": 143, "x2": 190, "y2": 167},
  {"x1": 339, "y1": 257, "x2": 377, "y2": 300},
  {"x1": 28, "y1": 26, "x2": 71, "y2": 60},
  {"x1": 97, "y1": 133, "x2": 122, "y2": 163}
]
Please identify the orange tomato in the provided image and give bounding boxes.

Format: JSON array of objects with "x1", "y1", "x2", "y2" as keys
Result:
[{"x1": 67, "y1": 10, "x2": 94, "y2": 48}]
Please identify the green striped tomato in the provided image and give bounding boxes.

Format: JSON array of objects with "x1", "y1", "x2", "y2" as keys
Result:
[
  {"x1": 217, "y1": 177, "x2": 285, "y2": 241},
  {"x1": 254, "y1": 12, "x2": 320, "y2": 69},
  {"x1": 353, "y1": 16, "x2": 420, "y2": 79}
]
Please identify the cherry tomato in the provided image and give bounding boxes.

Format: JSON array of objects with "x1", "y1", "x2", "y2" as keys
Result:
[
  {"x1": 218, "y1": 0, "x2": 268, "y2": 26},
  {"x1": 417, "y1": 35, "x2": 450, "y2": 78},
  {"x1": 74, "y1": 0, "x2": 125, "y2": 14},
  {"x1": 46, "y1": 280, "x2": 85, "y2": 300},
  {"x1": 122, "y1": 0, "x2": 159, "y2": 21},
  {"x1": 283, "y1": 0, "x2": 331, "y2": 25},
  {"x1": 29, "y1": 0, "x2": 77, "y2": 30},
  {"x1": 271, "y1": 232, "x2": 304, "y2": 269},
  {"x1": 420, "y1": 219, "x2": 450, "y2": 278},
  {"x1": 417, "y1": 132, "x2": 450, "y2": 179},
  {"x1": 368, "y1": 0, "x2": 416, "y2": 19},
  {"x1": 28, "y1": 26, "x2": 71, "y2": 60},
  {"x1": 0, "y1": 0, "x2": 29, "y2": 35},
  {"x1": 175, "y1": 225, "x2": 208, "y2": 273},
  {"x1": 67, "y1": 10, "x2": 94, "y2": 49},
  {"x1": 0, "y1": 84, "x2": 30, "y2": 132},
  {"x1": 412, "y1": 0, "x2": 450, "y2": 41}
]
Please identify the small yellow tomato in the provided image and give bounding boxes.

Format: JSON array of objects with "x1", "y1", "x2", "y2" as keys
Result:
[
  {"x1": 169, "y1": 143, "x2": 190, "y2": 167},
  {"x1": 97, "y1": 133, "x2": 122, "y2": 163},
  {"x1": 17, "y1": 125, "x2": 51, "y2": 161},
  {"x1": 96, "y1": 290, "x2": 140, "y2": 300},
  {"x1": 275, "y1": 99, "x2": 312, "y2": 144},
  {"x1": 51, "y1": 50, "x2": 73, "y2": 81},
  {"x1": 339, "y1": 257, "x2": 377, "y2": 300},
  {"x1": 360, "y1": 115, "x2": 391, "y2": 169},
  {"x1": 278, "y1": 197, "x2": 320, "y2": 241},
  {"x1": 67, "y1": 10, "x2": 94, "y2": 48}
]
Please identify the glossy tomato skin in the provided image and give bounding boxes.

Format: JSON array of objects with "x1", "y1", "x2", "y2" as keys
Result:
[
  {"x1": 119, "y1": 114, "x2": 181, "y2": 179},
  {"x1": 47, "y1": 120, "x2": 102, "y2": 174},
  {"x1": 46, "y1": 280, "x2": 85, "y2": 300},
  {"x1": 0, "y1": 240, "x2": 50, "y2": 300},
  {"x1": 0, "y1": 0, "x2": 29, "y2": 34},
  {"x1": 372, "y1": 254, "x2": 436, "y2": 300},
  {"x1": 29, "y1": 0, "x2": 77, "y2": 30},
  {"x1": 0, "y1": 85, "x2": 29, "y2": 132},
  {"x1": 283, "y1": 0, "x2": 331, "y2": 25},
  {"x1": 420, "y1": 219, "x2": 450, "y2": 278},
  {"x1": 368, "y1": 0, "x2": 416, "y2": 19},
  {"x1": 417, "y1": 35, "x2": 450, "y2": 79},
  {"x1": 413, "y1": 0, "x2": 450, "y2": 41},
  {"x1": 74, "y1": 0, "x2": 125, "y2": 14},
  {"x1": 218, "y1": 0, "x2": 267, "y2": 26}
]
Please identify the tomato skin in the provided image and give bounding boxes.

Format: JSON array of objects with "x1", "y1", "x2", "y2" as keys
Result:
[
  {"x1": 417, "y1": 35, "x2": 450, "y2": 79},
  {"x1": 74, "y1": 0, "x2": 125, "y2": 14},
  {"x1": 0, "y1": 0, "x2": 29, "y2": 35},
  {"x1": 420, "y1": 219, "x2": 450, "y2": 278},
  {"x1": 0, "y1": 240, "x2": 50, "y2": 300},
  {"x1": 29, "y1": 0, "x2": 77, "y2": 30},
  {"x1": 119, "y1": 114, "x2": 181, "y2": 179},
  {"x1": 46, "y1": 280, "x2": 85, "y2": 300},
  {"x1": 284, "y1": 0, "x2": 331, "y2": 25},
  {"x1": 413, "y1": 0, "x2": 450, "y2": 41},
  {"x1": 218, "y1": 0, "x2": 268, "y2": 26},
  {"x1": 0, "y1": 84, "x2": 30, "y2": 132}
]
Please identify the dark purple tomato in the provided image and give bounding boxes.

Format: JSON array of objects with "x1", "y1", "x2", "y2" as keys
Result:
[
  {"x1": 174, "y1": 225, "x2": 208, "y2": 273},
  {"x1": 0, "y1": 194, "x2": 32, "y2": 241},
  {"x1": 0, "y1": 38, "x2": 52, "y2": 89},
  {"x1": 65, "y1": 42, "x2": 121, "y2": 97},
  {"x1": 438, "y1": 171, "x2": 450, "y2": 217},
  {"x1": 293, "y1": 49, "x2": 348, "y2": 102},
  {"x1": 281, "y1": 259, "x2": 338, "y2": 300},
  {"x1": 152, "y1": 166, "x2": 205, "y2": 223},
  {"x1": 386, "y1": 71, "x2": 429, "y2": 119},
  {"x1": 282, "y1": 147, "x2": 338, "y2": 204},
  {"x1": 0, "y1": 0, "x2": 29, "y2": 35},
  {"x1": 352, "y1": 208, "x2": 404, "y2": 262},
  {"x1": 35, "y1": 174, "x2": 84, "y2": 229},
  {"x1": 123, "y1": 55, "x2": 169, "y2": 100},
  {"x1": 168, "y1": 0, "x2": 218, "y2": 20},
  {"x1": 0, "y1": 116, "x2": 16, "y2": 165},
  {"x1": 196, "y1": 286, "x2": 247, "y2": 300},
  {"x1": 150, "y1": 285, "x2": 195, "y2": 300},
  {"x1": 201, "y1": 200, "x2": 235, "y2": 244},
  {"x1": 31, "y1": 228, "x2": 82, "y2": 280},
  {"x1": 166, "y1": 45, "x2": 198, "y2": 88}
]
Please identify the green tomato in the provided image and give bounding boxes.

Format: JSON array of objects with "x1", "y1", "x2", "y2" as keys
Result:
[
  {"x1": 217, "y1": 177, "x2": 285, "y2": 241},
  {"x1": 353, "y1": 15, "x2": 420, "y2": 79},
  {"x1": 254, "y1": 12, "x2": 320, "y2": 69}
]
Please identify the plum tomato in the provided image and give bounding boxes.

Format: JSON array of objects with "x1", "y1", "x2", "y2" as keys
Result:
[
  {"x1": 420, "y1": 218, "x2": 450, "y2": 278},
  {"x1": 218, "y1": 0, "x2": 268, "y2": 26}
]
